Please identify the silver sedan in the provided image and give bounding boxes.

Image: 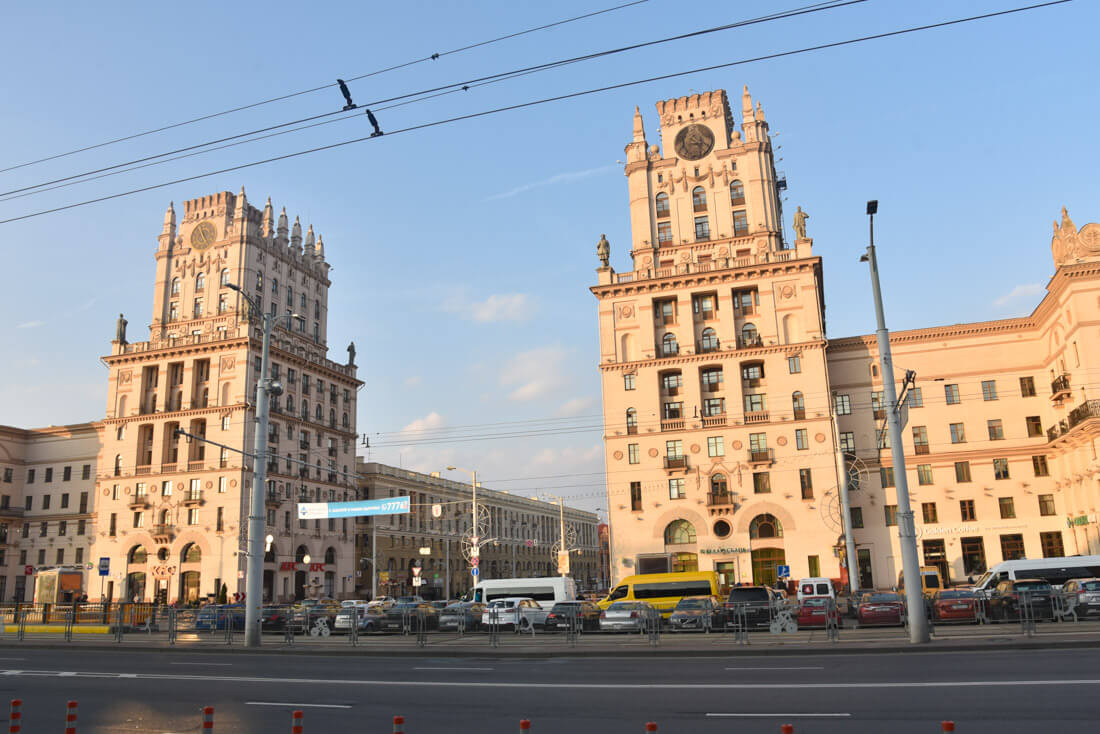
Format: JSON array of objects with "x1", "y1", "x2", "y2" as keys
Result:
[{"x1": 599, "y1": 601, "x2": 655, "y2": 632}]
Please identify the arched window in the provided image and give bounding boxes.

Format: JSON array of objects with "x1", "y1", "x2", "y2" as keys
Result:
[
  {"x1": 692, "y1": 186, "x2": 707, "y2": 211},
  {"x1": 655, "y1": 192, "x2": 670, "y2": 218},
  {"x1": 329, "y1": 408, "x2": 336, "y2": 425},
  {"x1": 315, "y1": 405, "x2": 323, "y2": 421},
  {"x1": 170, "y1": 277, "x2": 180, "y2": 296},
  {"x1": 272, "y1": 277, "x2": 279, "y2": 295},
  {"x1": 664, "y1": 519, "x2": 697, "y2": 545},
  {"x1": 195, "y1": 273, "x2": 206, "y2": 291},
  {"x1": 181, "y1": 543, "x2": 202, "y2": 563},
  {"x1": 295, "y1": 545, "x2": 309, "y2": 563},
  {"x1": 662, "y1": 332, "x2": 679, "y2": 357},
  {"x1": 792, "y1": 391, "x2": 805, "y2": 418},
  {"x1": 342, "y1": 412, "x2": 349, "y2": 428},
  {"x1": 128, "y1": 545, "x2": 147, "y2": 564},
  {"x1": 710, "y1": 473, "x2": 727, "y2": 495},
  {"x1": 626, "y1": 408, "x2": 638, "y2": 435},
  {"x1": 301, "y1": 399, "x2": 308, "y2": 418},
  {"x1": 264, "y1": 544, "x2": 276, "y2": 563},
  {"x1": 158, "y1": 509, "x2": 169, "y2": 525},
  {"x1": 325, "y1": 547, "x2": 336, "y2": 565},
  {"x1": 113, "y1": 455, "x2": 122, "y2": 476},
  {"x1": 741, "y1": 323, "x2": 759, "y2": 347},
  {"x1": 749, "y1": 514, "x2": 783, "y2": 539},
  {"x1": 220, "y1": 269, "x2": 230, "y2": 287},
  {"x1": 700, "y1": 327, "x2": 719, "y2": 353},
  {"x1": 730, "y1": 179, "x2": 745, "y2": 204}
]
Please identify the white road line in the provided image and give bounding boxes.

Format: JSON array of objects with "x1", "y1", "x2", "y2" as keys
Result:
[
  {"x1": 706, "y1": 713, "x2": 851, "y2": 718},
  {"x1": 725, "y1": 667, "x2": 824, "y2": 671},
  {"x1": 413, "y1": 667, "x2": 494, "y2": 671},
  {"x1": 0, "y1": 658, "x2": 25, "y2": 661},
  {"x1": 170, "y1": 662, "x2": 234, "y2": 666},
  {"x1": 57, "y1": 672, "x2": 77, "y2": 677},
  {"x1": 246, "y1": 702, "x2": 352, "y2": 709}
]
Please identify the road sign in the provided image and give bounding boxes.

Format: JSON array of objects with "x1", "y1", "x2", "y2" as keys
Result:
[
  {"x1": 471, "y1": 567, "x2": 479, "y2": 577},
  {"x1": 431, "y1": 504, "x2": 442, "y2": 518},
  {"x1": 24, "y1": 566, "x2": 33, "y2": 576},
  {"x1": 526, "y1": 539, "x2": 534, "y2": 548},
  {"x1": 776, "y1": 565, "x2": 791, "y2": 578},
  {"x1": 412, "y1": 577, "x2": 422, "y2": 587},
  {"x1": 412, "y1": 565, "x2": 422, "y2": 578},
  {"x1": 98, "y1": 557, "x2": 110, "y2": 577},
  {"x1": 471, "y1": 545, "x2": 480, "y2": 558},
  {"x1": 379, "y1": 571, "x2": 390, "y2": 582},
  {"x1": 471, "y1": 557, "x2": 480, "y2": 567}
]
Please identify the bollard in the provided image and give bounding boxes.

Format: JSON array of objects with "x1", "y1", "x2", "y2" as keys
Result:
[
  {"x1": 520, "y1": 719, "x2": 531, "y2": 732},
  {"x1": 393, "y1": 715, "x2": 405, "y2": 734},
  {"x1": 941, "y1": 722, "x2": 955, "y2": 732},
  {"x1": 202, "y1": 706, "x2": 214, "y2": 733},
  {"x1": 9, "y1": 699, "x2": 22, "y2": 734},
  {"x1": 781, "y1": 725, "x2": 794, "y2": 734},
  {"x1": 291, "y1": 710, "x2": 304, "y2": 734},
  {"x1": 64, "y1": 701, "x2": 77, "y2": 734},
  {"x1": 645, "y1": 723, "x2": 657, "y2": 733}
]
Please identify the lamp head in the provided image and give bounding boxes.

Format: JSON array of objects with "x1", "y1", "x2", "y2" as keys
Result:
[
  {"x1": 226, "y1": 282, "x2": 243, "y2": 294},
  {"x1": 446, "y1": 465, "x2": 457, "y2": 471}
]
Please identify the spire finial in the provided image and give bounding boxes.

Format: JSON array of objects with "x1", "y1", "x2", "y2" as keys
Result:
[
  {"x1": 162, "y1": 201, "x2": 176, "y2": 235},
  {"x1": 632, "y1": 105, "x2": 645, "y2": 143}
]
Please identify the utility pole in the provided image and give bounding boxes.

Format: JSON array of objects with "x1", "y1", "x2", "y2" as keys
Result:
[
  {"x1": 861, "y1": 201, "x2": 929, "y2": 644},
  {"x1": 371, "y1": 527, "x2": 377, "y2": 600},
  {"x1": 229, "y1": 283, "x2": 293, "y2": 648},
  {"x1": 447, "y1": 466, "x2": 479, "y2": 583}
]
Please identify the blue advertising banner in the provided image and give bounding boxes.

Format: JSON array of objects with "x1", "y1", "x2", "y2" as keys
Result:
[{"x1": 298, "y1": 496, "x2": 410, "y2": 520}]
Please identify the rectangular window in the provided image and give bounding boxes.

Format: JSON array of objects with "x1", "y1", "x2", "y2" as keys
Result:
[
  {"x1": 788, "y1": 356, "x2": 801, "y2": 374},
  {"x1": 75, "y1": 548, "x2": 84, "y2": 564},
  {"x1": 1038, "y1": 494, "x2": 1056, "y2": 516},
  {"x1": 993, "y1": 458, "x2": 1010, "y2": 480},
  {"x1": 1019, "y1": 376, "x2": 1036, "y2": 397},
  {"x1": 693, "y1": 294, "x2": 717, "y2": 318},
  {"x1": 960, "y1": 499, "x2": 976, "y2": 522},
  {"x1": 880, "y1": 467, "x2": 895, "y2": 488},
  {"x1": 218, "y1": 476, "x2": 227, "y2": 493},
  {"x1": 24, "y1": 497, "x2": 31, "y2": 512},
  {"x1": 187, "y1": 508, "x2": 200, "y2": 525},
  {"x1": 41, "y1": 495, "x2": 50, "y2": 510},
  {"x1": 998, "y1": 497, "x2": 1016, "y2": 519},
  {"x1": 1000, "y1": 534, "x2": 1025, "y2": 561},
  {"x1": 733, "y1": 209, "x2": 748, "y2": 235},
  {"x1": 663, "y1": 401, "x2": 683, "y2": 419},
  {"x1": 628, "y1": 444, "x2": 640, "y2": 464},
  {"x1": 665, "y1": 439, "x2": 683, "y2": 458},
  {"x1": 743, "y1": 393, "x2": 766, "y2": 413},
  {"x1": 795, "y1": 429, "x2": 808, "y2": 451},
  {"x1": 839, "y1": 432, "x2": 855, "y2": 453},
  {"x1": 917, "y1": 464, "x2": 933, "y2": 485},
  {"x1": 955, "y1": 461, "x2": 972, "y2": 482},
  {"x1": 808, "y1": 556, "x2": 820, "y2": 577},
  {"x1": 944, "y1": 384, "x2": 961, "y2": 405},
  {"x1": 60, "y1": 493, "x2": 69, "y2": 509},
  {"x1": 26, "y1": 469, "x2": 34, "y2": 484},
  {"x1": 662, "y1": 372, "x2": 683, "y2": 392},
  {"x1": 62, "y1": 466, "x2": 72, "y2": 482},
  {"x1": 55, "y1": 549, "x2": 64, "y2": 565},
  {"x1": 1025, "y1": 416, "x2": 1043, "y2": 438},
  {"x1": 1040, "y1": 531, "x2": 1065, "y2": 558},
  {"x1": 908, "y1": 387, "x2": 924, "y2": 408},
  {"x1": 162, "y1": 480, "x2": 172, "y2": 497},
  {"x1": 668, "y1": 478, "x2": 685, "y2": 500},
  {"x1": 753, "y1": 472, "x2": 771, "y2": 494},
  {"x1": 922, "y1": 502, "x2": 938, "y2": 523},
  {"x1": 981, "y1": 380, "x2": 998, "y2": 401},
  {"x1": 748, "y1": 433, "x2": 767, "y2": 453},
  {"x1": 81, "y1": 465, "x2": 90, "y2": 480},
  {"x1": 1032, "y1": 455, "x2": 1049, "y2": 477},
  {"x1": 876, "y1": 428, "x2": 890, "y2": 449},
  {"x1": 132, "y1": 512, "x2": 144, "y2": 528},
  {"x1": 950, "y1": 423, "x2": 966, "y2": 444},
  {"x1": 707, "y1": 436, "x2": 724, "y2": 458},
  {"x1": 703, "y1": 397, "x2": 725, "y2": 416},
  {"x1": 77, "y1": 519, "x2": 85, "y2": 535},
  {"x1": 987, "y1": 419, "x2": 1005, "y2": 441},
  {"x1": 849, "y1": 507, "x2": 864, "y2": 529},
  {"x1": 871, "y1": 391, "x2": 884, "y2": 417},
  {"x1": 657, "y1": 221, "x2": 672, "y2": 245},
  {"x1": 216, "y1": 507, "x2": 224, "y2": 532},
  {"x1": 885, "y1": 505, "x2": 898, "y2": 526},
  {"x1": 799, "y1": 468, "x2": 813, "y2": 499},
  {"x1": 694, "y1": 215, "x2": 710, "y2": 240},
  {"x1": 912, "y1": 425, "x2": 929, "y2": 453},
  {"x1": 623, "y1": 374, "x2": 635, "y2": 390},
  {"x1": 834, "y1": 394, "x2": 851, "y2": 415},
  {"x1": 630, "y1": 482, "x2": 642, "y2": 512},
  {"x1": 38, "y1": 523, "x2": 46, "y2": 537},
  {"x1": 45, "y1": 468, "x2": 53, "y2": 483},
  {"x1": 58, "y1": 520, "x2": 67, "y2": 536},
  {"x1": 109, "y1": 513, "x2": 117, "y2": 536}
]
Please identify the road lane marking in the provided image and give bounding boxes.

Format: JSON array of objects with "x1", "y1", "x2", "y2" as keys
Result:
[
  {"x1": 725, "y1": 667, "x2": 824, "y2": 671},
  {"x1": 413, "y1": 667, "x2": 494, "y2": 671},
  {"x1": 0, "y1": 658, "x2": 25, "y2": 661},
  {"x1": 707, "y1": 713, "x2": 851, "y2": 718},
  {"x1": 170, "y1": 662, "x2": 234, "y2": 666},
  {"x1": 246, "y1": 702, "x2": 352, "y2": 709},
  {"x1": 58, "y1": 672, "x2": 77, "y2": 677}
]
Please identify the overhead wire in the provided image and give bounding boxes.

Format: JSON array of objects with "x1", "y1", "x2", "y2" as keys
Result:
[
  {"x1": 0, "y1": 0, "x2": 651, "y2": 176},
  {"x1": 0, "y1": 0, "x2": 1072, "y2": 227}
]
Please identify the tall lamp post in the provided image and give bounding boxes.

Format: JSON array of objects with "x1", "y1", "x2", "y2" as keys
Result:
[
  {"x1": 859, "y1": 201, "x2": 930, "y2": 644},
  {"x1": 227, "y1": 282, "x2": 297, "y2": 648},
  {"x1": 446, "y1": 466, "x2": 479, "y2": 580}
]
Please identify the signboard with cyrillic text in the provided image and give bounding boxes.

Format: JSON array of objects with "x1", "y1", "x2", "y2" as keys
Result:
[{"x1": 298, "y1": 496, "x2": 410, "y2": 520}]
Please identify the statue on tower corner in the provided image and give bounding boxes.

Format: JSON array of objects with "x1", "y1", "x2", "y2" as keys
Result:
[
  {"x1": 596, "y1": 233, "x2": 610, "y2": 267},
  {"x1": 115, "y1": 313, "x2": 128, "y2": 344},
  {"x1": 347, "y1": 341, "x2": 357, "y2": 366},
  {"x1": 793, "y1": 206, "x2": 809, "y2": 240}
]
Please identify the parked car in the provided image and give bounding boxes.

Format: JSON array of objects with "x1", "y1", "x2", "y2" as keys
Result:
[
  {"x1": 260, "y1": 605, "x2": 292, "y2": 632},
  {"x1": 796, "y1": 578, "x2": 836, "y2": 602},
  {"x1": 599, "y1": 601, "x2": 654, "y2": 633},
  {"x1": 195, "y1": 604, "x2": 245, "y2": 631},
  {"x1": 668, "y1": 595, "x2": 725, "y2": 631},
  {"x1": 544, "y1": 601, "x2": 602, "y2": 631},
  {"x1": 988, "y1": 579, "x2": 1056, "y2": 622},
  {"x1": 724, "y1": 586, "x2": 777, "y2": 629},
  {"x1": 367, "y1": 596, "x2": 396, "y2": 609},
  {"x1": 396, "y1": 596, "x2": 426, "y2": 604},
  {"x1": 855, "y1": 592, "x2": 904, "y2": 627},
  {"x1": 439, "y1": 602, "x2": 486, "y2": 632},
  {"x1": 1061, "y1": 578, "x2": 1100, "y2": 619},
  {"x1": 930, "y1": 589, "x2": 978, "y2": 623},
  {"x1": 334, "y1": 604, "x2": 381, "y2": 633},
  {"x1": 797, "y1": 597, "x2": 840, "y2": 629},
  {"x1": 481, "y1": 598, "x2": 548, "y2": 630},
  {"x1": 378, "y1": 601, "x2": 440, "y2": 633}
]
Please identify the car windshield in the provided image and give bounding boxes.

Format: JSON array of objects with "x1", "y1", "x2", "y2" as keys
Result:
[
  {"x1": 550, "y1": 603, "x2": 579, "y2": 612},
  {"x1": 730, "y1": 588, "x2": 768, "y2": 601},
  {"x1": 803, "y1": 598, "x2": 828, "y2": 607},
  {"x1": 675, "y1": 599, "x2": 707, "y2": 610},
  {"x1": 1015, "y1": 581, "x2": 1052, "y2": 592},
  {"x1": 608, "y1": 602, "x2": 641, "y2": 611},
  {"x1": 866, "y1": 594, "x2": 900, "y2": 603},
  {"x1": 1082, "y1": 581, "x2": 1100, "y2": 592},
  {"x1": 938, "y1": 590, "x2": 975, "y2": 600}
]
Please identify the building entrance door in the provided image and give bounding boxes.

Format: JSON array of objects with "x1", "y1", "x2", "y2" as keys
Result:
[
  {"x1": 922, "y1": 539, "x2": 950, "y2": 586},
  {"x1": 960, "y1": 537, "x2": 986, "y2": 577},
  {"x1": 179, "y1": 571, "x2": 200, "y2": 603},
  {"x1": 715, "y1": 561, "x2": 737, "y2": 593},
  {"x1": 751, "y1": 548, "x2": 785, "y2": 586},
  {"x1": 857, "y1": 548, "x2": 874, "y2": 589}
]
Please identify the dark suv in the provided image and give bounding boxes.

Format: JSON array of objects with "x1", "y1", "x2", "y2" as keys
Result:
[
  {"x1": 724, "y1": 586, "x2": 777, "y2": 629},
  {"x1": 988, "y1": 578, "x2": 1056, "y2": 622}
]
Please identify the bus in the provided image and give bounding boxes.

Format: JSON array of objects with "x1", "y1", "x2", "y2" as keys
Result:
[
  {"x1": 598, "y1": 571, "x2": 720, "y2": 617},
  {"x1": 972, "y1": 556, "x2": 1100, "y2": 593},
  {"x1": 466, "y1": 577, "x2": 577, "y2": 610}
]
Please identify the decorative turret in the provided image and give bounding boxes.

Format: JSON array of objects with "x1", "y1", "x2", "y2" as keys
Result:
[
  {"x1": 741, "y1": 86, "x2": 767, "y2": 142},
  {"x1": 275, "y1": 206, "x2": 289, "y2": 249},
  {"x1": 233, "y1": 186, "x2": 247, "y2": 225},
  {"x1": 316, "y1": 234, "x2": 325, "y2": 261},
  {"x1": 291, "y1": 216, "x2": 303, "y2": 256},
  {"x1": 158, "y1": 202, "x2": 176, "y2": 251},
  {"x1": 262, "y1": 197, "x2": 274, "y2": 239},
  {"x1": 1051, "y1": 207, "x2": 1100, "y2": 267},
  {"x1": 304, "y1": 224, "x2": 316, "y2": 259},
  {"x1": 624, "y1": 106, "x2": 648, "y2": 164}
]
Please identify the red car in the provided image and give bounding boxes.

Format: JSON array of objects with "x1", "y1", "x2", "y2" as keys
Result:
[
  {"x1": 797, "y1": 596, "x2": 840, "y2": 629},
  {"x1": 856, "y1": 592, "x2": 904, "y2": 627},
  {"x1": 931, "y1": 589, "x2": 978, "y2": 623}
]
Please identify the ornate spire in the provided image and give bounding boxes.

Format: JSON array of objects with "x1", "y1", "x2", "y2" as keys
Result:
[
  {"x1": 742, "y1": 85, "x2": 754, "y2": 120},
  {"x1": 291, "y1": 216, "x2": 303, "y2": 255},
  {"x1": 162, "y1": 201, "x2": 176, "y2": 235},
  {"x1": 262, "y1": 197, "x2": 274, "y2": 238},
  {"x1": 277, "y1": 206, "x2": 289, "y2": 236},
  {"x1": 755, "y1": 100, "x2": 765, "y2": 122},
  {"x1": 304, "y1": 224, "x2": 316, "y2": 258},
  {"x1": 632, "y1": 106, "x2": 646, "y2": 143},
  {"x1": 316, "y1": 235, "x2": 325, "y2": 260}
]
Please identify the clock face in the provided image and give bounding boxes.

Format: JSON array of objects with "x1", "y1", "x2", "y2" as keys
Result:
[
  {"x1": 674, "y1": 123, "x2": 715, "y2": 161},
  {"x1": 190, "y1": 221, "x2": 217, "y2": 250}
]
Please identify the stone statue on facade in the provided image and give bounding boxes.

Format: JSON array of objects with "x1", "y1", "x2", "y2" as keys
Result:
[
  {"x1": 793, "y1": 206, "x2": 809, "y2": 240},
  {"x1": 597, "y1": 234, "x2": 610, "y2": 267},
  {"x1": 347, "y1": 341, "x2": 357, "y2": 366},
  {"x1": 115, "y1": 313, "x2": 128, "y2": 344}
]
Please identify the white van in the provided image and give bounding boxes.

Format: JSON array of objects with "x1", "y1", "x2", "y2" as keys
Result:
[
  {"x1": 796, "y1": 577, "x2": 836, "y2": 602},
  {"x1": 467, "y1": 577, "x2": 577, "y2": 610},
  {"x1": 972, "y1": 556, "x2": 1100, "y2": 594}
]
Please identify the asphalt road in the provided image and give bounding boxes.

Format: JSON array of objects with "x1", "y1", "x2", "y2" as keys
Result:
[{"x1": 0, "y1": 647, "x2": 1097, "y2": 733}]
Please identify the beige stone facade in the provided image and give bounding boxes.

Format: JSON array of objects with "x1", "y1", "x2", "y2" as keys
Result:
[{"x1": 593, "y1": 89, "x2": 1100, "y2": 590}]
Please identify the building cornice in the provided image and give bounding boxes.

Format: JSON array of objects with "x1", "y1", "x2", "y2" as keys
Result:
[
  {"x1": 591, "y1": 255, "x2": 820, "y2": 300},
  {"x1": 601, "y1": 339, "x2": 823, "y2": 372}
]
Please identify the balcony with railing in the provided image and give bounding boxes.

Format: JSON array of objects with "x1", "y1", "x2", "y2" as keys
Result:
[
  {"x1": 660, "y1": 419, "x2": 684, "y2": 432},
  {"x1": 152, "y1": 524, "x2": 176, "y2": 543},
  {"x1": 183, "y1": 491, "x2": 204, "y2": 507},
  {"x1": 265, "y1": 491, "x2": 283, "y2": 508},
  {"x1": 738, "y1": 335, "x2": 764, "y2": 349},
  {"x1": 599, "y1": 243, "x2": 809, "y2": 287},
  {"x1": 872, "y1": 408, "x2": 886, "y2": 420},
  {"x1": 1047, "y1": 398, "x2": 1100, "y2": 441},
  {"x1": 744, "y1": 410, "x2": 769, "y2": 424},
  {"x1": 128, "y1": 497, "x2": 150, "y2": 510},
  {"x1": 161, "y1": 462, "x2": 177, "y2": 473},
  {"x1": 0, "y1": 506, "x2": 25, "y2": 519},
  {"x1": 707, "y1": 492, "x2": 736, "y2": 507},
  {"x1": 748, "y1": 448, "x2": 774, "y2": 465},
  {"x1": 1052, "y1": 374, "x2": 1071, "y2": 400},
  {"x1": 701, "y1": 413, "x2": 727, "y2": 428},
  {"x1": 664, "y1": 456, "x2": 689, "y2": 471},
  {"x1": 300, "y1": 439, "x2": 310, "y2": 450},
  {"x1": 792, "y1": 408, "x2": 806, "y2": 420},
  {"x1": 135, "y1": 464, "x2": 152, "y2": 476},
  {"x1": 187, "y1": 459, "x2": 204, "y2": 471}
]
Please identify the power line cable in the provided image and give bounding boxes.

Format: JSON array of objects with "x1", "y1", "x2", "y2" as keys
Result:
[
  {"x1": 0, "y1": 0, "x2": 865, "y2": 200},
  {"x1": 0, "y1": 0, "x2": 651, "y2": 175},
  {"x1": 0, "y1": 0, "x2": 1071, "y2": 227}
]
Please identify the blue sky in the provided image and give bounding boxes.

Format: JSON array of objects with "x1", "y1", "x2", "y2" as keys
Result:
[{"x1": 2, "y1": 0, "x2": 1097, "y2": 516}]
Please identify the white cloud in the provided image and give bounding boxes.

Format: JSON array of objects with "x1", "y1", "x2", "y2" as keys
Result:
[
  {"x1": 500, "y1": 346, "x2": 568, "y2": 402},
  {"x1": 16, "y1": 320, "x2": 44, "y2": 329},
  {"x1": 401, "y1": 411, "x2": 444, "y2": 434},
  {"x1": 993, "y1": 283, "x2": 1042, "y2": 307},
  {"x1": 403, "y1": 375, "x2": 423, "y2": 388},
  {"x1": 484, "y1": 165, "x2": 617, "y2": 201},
  {"x1": 555, "y1": 396, "x2": 595, "y2": 417},
  {"x1": 442, "y1": 292, "x2": 534, "y2": 323},
  {"x1": 531, "y1": 444, "x2": 603, "y2": 468}
]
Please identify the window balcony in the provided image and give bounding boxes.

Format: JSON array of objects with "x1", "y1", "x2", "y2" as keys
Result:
[
  {"x1": 748, "y1": 448, "x2": 774, "y2": 465},
  {"x1": 328, "y1": 446, "x2": 338, "y2": 457},
  {"x1": 701, "y1": 414, "x2": 727, "y2": 428},
  {"x1": 152, "y1": 524, "x2": 175, "y2": 543},
  {"x1": 183, "y1": 491, "x2": 204, "y2": 507},
  {"x1": 299, "y1": 439, "x2": 310, "y2": 449},
  {"x1": 793, "y1": 409, "x2": 806, "y2": 420},
  {"x1": 663, "y1": 386, "x2": 680, "y2": 396},
  {"x1": 707, "y1": 492, "x2": 735, "y2": 507},
  {"x1": 161, "y1": 463, "x2": 177, "y2": 473},
  {"x1": 265, "y1": 491, "x2": 283, "y2": 508},
  {"x1": 128, "y1": 497, "x2": 150, "y2": 510},
  {"x1": 1051, "y1": 374, "x2": 1071, "y2": 400},
  {"x1": 914, "y1": 444, "x2": 930, "y2": 455},
  {"x1": 187, "y1": 459, "x2": 204, "y2": 471},
  {"x1": 738, "y1": 335, "x2": 763, "y2": 349},
  {"x1": 135, "y1": 464, "x2": 152, "y2": 476},
  {"x1": 698, "y1": 342, "x2": 720, "y2": 354},
  {"x1": 660, "y1": 419, "x2": 684, "y2": 432},
  {"x1": 626, "y1": 425, "x2": 638, "y2": 435},
  {"x1": 664, "y1": 456, "x2": 688, "y2": 470},
  {"x1": 0, "y1": 507, "x2": 25, "y2": 519},
  {"x1": 744, "y1": 410, "x2": 769, "y2": 424},
  {"x1": 703, "y1": 382, "x2": 722, "y2": 392}
]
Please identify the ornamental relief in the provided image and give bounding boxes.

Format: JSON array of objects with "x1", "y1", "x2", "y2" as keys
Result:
[{"x1": 117, "y1": 370, "x2": 133, "y2": 390}]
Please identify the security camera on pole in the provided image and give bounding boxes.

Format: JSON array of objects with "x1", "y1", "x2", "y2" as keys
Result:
[{"x1": 859, "y1": 201, "x2": 930, "y2": 644}]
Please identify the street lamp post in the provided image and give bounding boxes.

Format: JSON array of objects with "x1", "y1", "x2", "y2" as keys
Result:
[
  {"x1": 446, "y1": 466, "x2": 478, "y2": 580},
  {"x1": 228, "y1": 282, "x2": 296, "y2": 648},
  {"x1": 860, "y1": 201, "x2": 930, "y2": 644}
]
